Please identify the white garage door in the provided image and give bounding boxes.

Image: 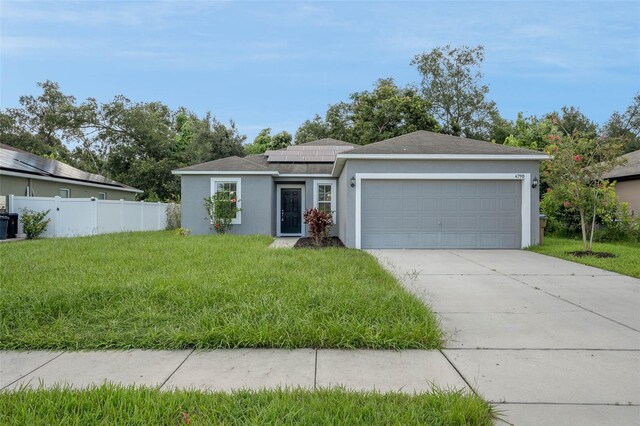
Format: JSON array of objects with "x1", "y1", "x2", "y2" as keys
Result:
[{"x1": 361, "y1": 180, "x2": 521, "y2": 249}]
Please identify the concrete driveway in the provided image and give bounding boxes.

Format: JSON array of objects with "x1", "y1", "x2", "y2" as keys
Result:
[{"x1": 370, "y1": 249, "x2": 640, "y2": 426}]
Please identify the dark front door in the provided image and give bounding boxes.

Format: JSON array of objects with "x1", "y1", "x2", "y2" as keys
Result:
[{"x1": 281, "y1": 188, "x2": 302, "y2": 234}]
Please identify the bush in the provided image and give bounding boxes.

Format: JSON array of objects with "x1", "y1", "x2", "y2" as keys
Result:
[
  {"x1": 175, "y1": 227, "x2": 191, "y2": 236},
  {"x1": 303, "y1": 208, "x2": 334, "y2": 246},
  {"x1": 204, "y1": 192, "x2": 241, "y2": 234},
  {"x1": 541, "y1": 184, "x2": 638, "y2": 242},
  {"x1": 166, "y1": 203, "x2": 181, "y2": 230},
  {"x1": 20, "y1": 209, "x2": 51, "y2": 239}
]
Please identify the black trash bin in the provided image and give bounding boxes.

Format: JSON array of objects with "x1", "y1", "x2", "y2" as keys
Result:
[
  {"x1": 6, "y1": 213, "x2": 18, "y2": 238},
  {"x1": 0, "y1": 216, "x2": 8, "y2": 240}
]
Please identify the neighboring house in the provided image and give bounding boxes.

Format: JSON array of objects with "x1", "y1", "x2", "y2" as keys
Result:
[
  {"x1": 173, "y1": 130, "x2": 548, "y2": 249},
  {"x1": 604, "y1": 149, "x2": 640, "y2": 217},
  {"x1": 0, "y1": 143, "x2": 142, "y2": 201}
]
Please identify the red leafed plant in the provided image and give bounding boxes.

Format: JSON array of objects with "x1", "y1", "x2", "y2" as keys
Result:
[{"x1": 303, "y1": 208, "x2": 334, "y2": 246}]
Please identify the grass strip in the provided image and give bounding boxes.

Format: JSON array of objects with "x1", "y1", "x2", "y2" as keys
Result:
[
  {"x1": 0, "y1": 385, "x2": 494, "y2": 425},
  {"x1": 529, "y1": 236, "x2": 640, "y2": 278}
]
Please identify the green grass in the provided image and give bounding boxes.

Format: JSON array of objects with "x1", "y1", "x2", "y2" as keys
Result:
[
  {"x1": 0, "y1": 231, "x2": 441, "y2": 350},
  {"x1": 0, "y1": 385, "x2": 494, "y2": 425},
  {"x1": 529, "y1": 236, "x2": 640, "y2": 278}
]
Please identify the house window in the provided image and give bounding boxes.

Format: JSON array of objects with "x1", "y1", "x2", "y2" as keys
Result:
[
  {"x1": 98, "y1": 192, "x2": 107, "y2": 200},
  {"x1": 59, "y1": 188, "x2": 70, "y2": 198},
  {"x1": 314, "y1": 180, "x2": 336, "y2": 219},
  {"x1": 211, "y1": 178, "x2": 242, "y2": 224}
]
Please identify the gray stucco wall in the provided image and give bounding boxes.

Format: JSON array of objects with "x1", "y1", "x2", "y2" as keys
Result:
[
  {"x1": 338, "y1": 172, "x2": 348, "y2": 243},
  {"x1": 339, "y1": 159, "x2": 541, "y2": 248},
  {"x1": 180, "y1": 174, "x2": 274, "y2": 235}
]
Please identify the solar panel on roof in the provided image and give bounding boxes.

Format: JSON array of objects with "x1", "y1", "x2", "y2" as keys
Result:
[
  {"x1": 0, "y1": 145, "x2": 131, "y2": 188},
  {"x1": 265, "y1": 144, "x2": 354, "y2": 163}
]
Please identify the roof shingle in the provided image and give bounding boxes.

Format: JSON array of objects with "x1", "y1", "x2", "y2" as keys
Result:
[{"x1": 342, "y1": 130, "x2": 545, "y2": 156}]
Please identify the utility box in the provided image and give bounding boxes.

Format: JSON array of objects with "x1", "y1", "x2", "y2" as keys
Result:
[{"x1": 539, "y1": 214, "x2": 548, "y2": 245}]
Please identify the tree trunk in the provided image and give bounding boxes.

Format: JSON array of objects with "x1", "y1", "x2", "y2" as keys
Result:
[
  {"x1": 579, "y1": 210, "x2": 588, "y2": 251},
  {"x1": 588, "y1": 187, "x2": 599, "y2": 252}
]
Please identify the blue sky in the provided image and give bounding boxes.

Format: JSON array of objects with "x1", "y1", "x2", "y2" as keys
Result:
[{"x1": 1, "y1": 1, "x2": 639, "y2": 142}]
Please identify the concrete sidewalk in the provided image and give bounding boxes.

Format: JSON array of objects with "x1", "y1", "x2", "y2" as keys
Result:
[{"x1": 1, "y1": 349, "x2": 469, "y2": 394}]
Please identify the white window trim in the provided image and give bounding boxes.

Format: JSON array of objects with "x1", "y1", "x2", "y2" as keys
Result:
[
  {"x1": 354, "y1": 173, "x2": 532, "y2": 250},
  {"x1": 276, "y1": 184, "x2": 305, "y2": 237},
  {"x1": 98, "y1": 192, "x2": 107, "y2": 200},
  {"x1": 313, "y1": 179, "x2": 337, "y2": 224},
  {"x1": 59, "y1": 188, "x2": 70, "y2": 198},
  {"x1": 211, "y1": 177, "x2": 242, "y2": 225}
]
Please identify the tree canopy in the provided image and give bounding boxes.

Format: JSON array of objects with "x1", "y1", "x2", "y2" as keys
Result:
[
  {"x1": 244, "y1": 128, "x2": 292, "y2": 154},
  {"x1": 294, "y1": 78, "x2": 438, "y2": 145},
  {"x1": 0, "y1": 81, "x2": 245, "y2": 201},
  {"x1": 411, "y1": 45, "x2": 497, "y2": 139}
]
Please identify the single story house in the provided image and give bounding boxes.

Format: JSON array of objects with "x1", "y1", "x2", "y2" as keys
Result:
[
  {"x1": 604, "y1": 149, "x2": 640, "y2": 217},
  {"x1": 173, "y1": 130, "x2": 548, "y2": 249},
  {"x1": 0, "y1": 143, "x2": 142, "y2": 201}
]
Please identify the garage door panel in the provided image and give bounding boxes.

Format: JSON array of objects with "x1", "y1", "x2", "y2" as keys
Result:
[
  {"x1": 441, "y1": 198, "x2": 459, "y2": 212},
  {"x1": 403, "y1": 198, "x2": 419, "y2": 211},
  {"x1": 420, "y1": 198, "x2": 440, "y2": 211},
  {"x1": 500, "y1": 198, "x2": 519, "y2": 211},
  {"x1": 361, "y1": 179, "x2": 521, "y2": 249},
  {"x1": 480, "y1": 215, "x2": 499, "y2": 230},
  {"x1": 459, "y1": 198, "x2": 479, "y2": 211},
  {"x1": 421, "y1": 215, "x2": 440, "y2": 229},
  {"x1": 458, "y1": 216, "x2": 479, "y2": 230}
]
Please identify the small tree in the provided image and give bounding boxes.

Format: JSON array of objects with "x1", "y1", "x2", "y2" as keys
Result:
[
  {"x1": 544, "y1": 128, "x2": 625, "y2": 251},
  {"x1": 204, "y1": 192, "x2": 240, "y2": 234},
  {"x1": 303, "y1": 208, "x2": 334, "y2": 246},
  {"x1": 20, "y1": 208, "x2": 51, "y2": 239}
]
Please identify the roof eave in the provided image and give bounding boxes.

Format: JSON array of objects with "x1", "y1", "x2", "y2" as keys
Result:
[
  {"x1": 172, "y1": 170, "x2": 279, "y2": 176},
  {"x1": 335, "y1": 153, "x2": 550, "y2": 160}
]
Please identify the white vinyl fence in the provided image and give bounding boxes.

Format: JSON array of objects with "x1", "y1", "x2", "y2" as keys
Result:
[{"x1": 8, "y1": 195, "x2": 173, "y2": 238}]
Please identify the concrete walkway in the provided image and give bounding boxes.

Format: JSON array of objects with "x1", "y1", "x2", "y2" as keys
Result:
[
  {"x1": 268, "y1": 237, "x2": 299, "y2": 248},
  {"x1": 370, "y1": 249, "x2": 640, "y2": 426},
  {"x1": 1, "y1": 349, "x2": 468, "y2": 394}
]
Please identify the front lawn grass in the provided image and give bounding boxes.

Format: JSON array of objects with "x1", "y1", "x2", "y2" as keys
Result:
[
  {"x1": 0, "y1": 385, "x2": 494, "y2": 425},
  {"x1": 0, "y1": 231, "x2": 441, "y2": 350},
  {"x1": 529, "y1": 236, "x2": 640, "y2": 278}
]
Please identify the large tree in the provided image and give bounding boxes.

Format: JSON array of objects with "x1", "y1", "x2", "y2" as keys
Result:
[
  {"x1": 1, "y1": 81, "x2": 246, "y2": 201},
  {"x1": 294, "y1": 78, "x2": 438, "y2": 145},
  {"x1": 411, "y1": 45, "x2": 497, "y2": 138},
  {"x1": 0, "y1": 81, "x2": 80, "y2": 161},
  {"x1": 244, "y1": 128, "x2": 292, "y2": 154}
]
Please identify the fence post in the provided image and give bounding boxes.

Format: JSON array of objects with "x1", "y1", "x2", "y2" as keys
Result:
[
  {"x1": 54, "y1": 196, "x2": 60, "y2": 237},
  {"x1": 157, "y1": 202, "x2": 162, "y2": 230},
  {"x1": 120, "y1": 199, "x2": 125, "y2": 231},
  {"x1": 140, "y1": 200, "x2": 145, "y2": 231},
  {"x1": 91, "y1": 197, "x2": 98, "y2": 235},
  {"x1": 8, "y1": 194, "x2": 14, "y2": 214}
]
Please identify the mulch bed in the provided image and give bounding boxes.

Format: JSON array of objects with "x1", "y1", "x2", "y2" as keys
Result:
[
  {"x1": 294, "y1": 237, "x2": 345, "y2": 249},
  {"x1": 568, "y1": 250, "x2": 617, "y2": 259}
]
